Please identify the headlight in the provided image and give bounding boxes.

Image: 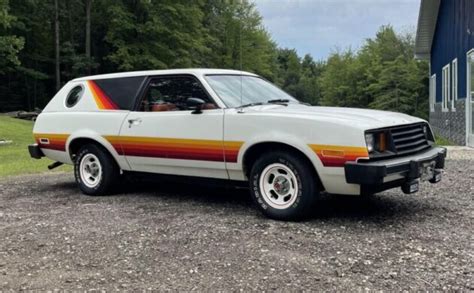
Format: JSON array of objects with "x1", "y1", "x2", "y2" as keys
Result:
[
  {"x1": 365, "y1": 133, "x2": 375, "y2": 152},
  {"x1": 365, "y1": 132, "x2": 388, "y2": 153}
]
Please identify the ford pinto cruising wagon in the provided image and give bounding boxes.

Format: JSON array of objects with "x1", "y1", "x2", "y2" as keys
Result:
[{"x1": 29, "y1": 69, "x2": 446, "y2": 220}]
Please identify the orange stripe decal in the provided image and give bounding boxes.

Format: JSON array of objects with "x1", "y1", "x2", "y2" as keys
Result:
[
  {"x1": 309, "y1": 144, "x2": 369, "y2": 167},
  {"x1": 104, "y1": 136, "x2": 244, "y2": 163},
  {"x1": 33, "y1": 133, "x2": 69, "y2": 151},
  {"x1": 87, "y1": 80, "x2": 119, "y2": 110},
  {"x1": 224, "y1": 141, "x2": 244, "y2": 163}
]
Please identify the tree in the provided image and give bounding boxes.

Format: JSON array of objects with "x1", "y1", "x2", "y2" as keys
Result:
[
  {"x1": 362, "y1": 26, "x2": 429, "y2": 119},
  {"x1": 0, "y1": 0, "x2": 24, "y2": 74},
  {"x1": 104, "y1": 0, "x2": 209, "y2": 71},
  {"x1": 319, "y1": 25, "x2": 429, "y2": 118},
  {"x1": 202, "y1": 0, "x2": 277, "y2": 80},
  {"x1": 0, "y1": 2, "x2": 429, "y2": 119},
  {"x1": 319, "y1": 49, "x2": 365, "y2": 107},
  {"x1": 299, "y1": 54, "x2": 325, "y2": 105}
]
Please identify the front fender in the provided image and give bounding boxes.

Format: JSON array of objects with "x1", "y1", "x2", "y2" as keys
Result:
[
  {"x1": 225, "y1": 131, "x2": 325, "y2": 183},
  {"x1": 237, "y1": 131, "x2": 325, "y2": 171}
]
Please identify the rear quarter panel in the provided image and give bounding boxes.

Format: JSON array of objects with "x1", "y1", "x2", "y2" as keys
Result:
[{"x1": 33, "y1": 81, "x2": 130, "y2": 169}]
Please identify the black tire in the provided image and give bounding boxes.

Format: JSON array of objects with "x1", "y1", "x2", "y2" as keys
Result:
[
  {"x1": 249, "y1": 150, "x2": 319, "y2": 221},
  {"x1": 74, "y1": 144, "x2": 119, "y2": 196}
]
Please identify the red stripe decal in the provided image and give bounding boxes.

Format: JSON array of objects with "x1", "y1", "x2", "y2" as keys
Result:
[
  {"x1": 105, "y1": 136, "x2": 243, "y2": 163},
  {"x1": 89, "y1": 80, "x2": 119, "y2": 110}
]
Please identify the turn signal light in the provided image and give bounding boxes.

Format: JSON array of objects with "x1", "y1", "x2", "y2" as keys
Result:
[
  {"x1": 378, "y1": 133, "x2": 386, "y2": 152},
  {"x1": 321, "y1": 150, "x2": 345, "y2": 158}
]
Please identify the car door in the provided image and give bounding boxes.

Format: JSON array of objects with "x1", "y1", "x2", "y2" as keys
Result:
[{"x1": 118, "y1": 75, "x2": 228, "y2": 179}]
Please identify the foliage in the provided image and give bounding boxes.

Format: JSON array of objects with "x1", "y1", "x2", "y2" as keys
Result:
[
  {"x1": 0, "y1": 1, "x2": 428, "y2": 121},
  {"x1": 435, "y1": 135, "x2": 455, "y2": 146},
  {"x1": 0, "y1": 0, "x2": 24, "y2": 73},
  {"x1": 275, "y1": 49, "x2": 325, "y2": 104},
  {"x1": 202, "y1": 0, "x2": 277, "y2": 80},
  {"x1": 104, "y1": 0, "x2": 210, "y2": 70},
  {"x1": 320, "y1": 26, "x2": 429, "y2": 119}
]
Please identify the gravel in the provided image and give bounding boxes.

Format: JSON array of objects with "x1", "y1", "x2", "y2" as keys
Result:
[{"x1": 0, "y1": 149, "x2": 473, "y2": 290}]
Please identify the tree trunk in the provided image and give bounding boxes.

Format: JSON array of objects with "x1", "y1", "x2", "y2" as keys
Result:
[
  {"x1": 67, "y1": 0, "x2": 74, "y2": 44},
  {"x1": 85, "y1": 0, "x2": 91, "y2": 74},
  {"x1": 24, "y1": 75, "x2": 31, "y2": 111},
  {"x1": 34, "y1": 60, "x2": 38, "y2": 109},
  {"x1": 66, "y1": 0, "x2": 75, "y2": 78},
  {"x1": 54, "y1": 0, "x2": 60, "y2": 91}
]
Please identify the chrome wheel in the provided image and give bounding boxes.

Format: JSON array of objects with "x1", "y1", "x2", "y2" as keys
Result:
[
  {"x1": 79, "y1": 153, "x2": 102, "y2": 188},
  {"x1": 259, "y1": 163, "x2": 299, "y2": 209}
]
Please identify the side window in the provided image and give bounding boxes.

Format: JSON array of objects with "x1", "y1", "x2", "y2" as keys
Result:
[
  {"x1": 93, "y1": 76, "x2": 145, "y2": 110},
  {"x1": 451, "y1": 58, "x2": 458, "y2": 111},
  {"x1": 65, "y1": 85, "x2": 84, "y2": 108},
  {"x1": 139, "y1": 76, "x2": 217, "y2": 112},
  {"x1": 441, "y1": 64, "x2": 450, "y2": 112}
]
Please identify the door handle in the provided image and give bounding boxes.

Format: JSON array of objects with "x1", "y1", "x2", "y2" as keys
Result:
[{"x1": 128, "y1": 118, "x2": 142, "y2": 127}]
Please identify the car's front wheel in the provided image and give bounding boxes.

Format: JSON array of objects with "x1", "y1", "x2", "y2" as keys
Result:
[
  {"x1": 249, "y1": 151, "x2": 319, "y2": 221},
  {"x1": 74, "y1": 144, "x2": 119, "y2": 195}
]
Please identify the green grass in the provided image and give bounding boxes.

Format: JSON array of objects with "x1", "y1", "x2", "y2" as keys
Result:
[
  {"x1": 0, "y1": 116, "x2": 71, "y2": 177},
  {"x1": 435, "y1": 135, "x2": 455, "y2": 146}
]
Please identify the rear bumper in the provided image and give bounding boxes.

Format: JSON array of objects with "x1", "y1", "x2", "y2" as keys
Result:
[
  {"x1": 28, "y1": 144, "x2": 44, "y2": 159},
  {"x1": 345, "y1": 147, "x2": 447, "y2": 194}
]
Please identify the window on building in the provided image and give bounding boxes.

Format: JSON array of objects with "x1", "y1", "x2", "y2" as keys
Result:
[
  {"x1": 451, "y1": 58, "x2": 458, "y2": 111},
  {"x1": 442, "y1": 64, "x2": 450, "y2": 111},
  {"x1": 429, "y1": 74, "x2": 436, "y2": 112}
]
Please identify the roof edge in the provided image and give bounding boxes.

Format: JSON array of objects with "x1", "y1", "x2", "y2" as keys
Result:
[
  {"x1": 71, "y1": 68, "x2": 258, "y2": 82},
  {"x1": 414, "y1": 0, "x2": 441, "y2": 60}
]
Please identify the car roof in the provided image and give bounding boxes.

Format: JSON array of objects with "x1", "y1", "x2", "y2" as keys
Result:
[{"x1": 72, "y1": 68, "x2": 258, "y2": 81}]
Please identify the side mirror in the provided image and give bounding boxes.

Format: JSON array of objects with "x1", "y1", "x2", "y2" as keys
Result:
[{"x1": 186, "y1": 97, "x2": 205, "y2": 114}]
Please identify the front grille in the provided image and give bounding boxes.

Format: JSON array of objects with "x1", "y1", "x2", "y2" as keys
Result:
[
  {"x1": 390, "y1": 123, "x2": 431, "y2": 155},
  {"x1": 364, "y1": 122, "x2": 434, "y2": 161}
]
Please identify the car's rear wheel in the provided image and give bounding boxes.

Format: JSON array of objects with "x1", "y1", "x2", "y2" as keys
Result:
[
  {"x1": 74, "y1": 144, "x2": 119, "y2": 195},
  {"x1": 249, "y1": 151, "x2": 319, "y2": 221}
]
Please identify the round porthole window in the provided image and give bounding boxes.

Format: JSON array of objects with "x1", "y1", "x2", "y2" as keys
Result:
[{"x1": 65, "y1": 85, "x2": 84, "y2": 108}]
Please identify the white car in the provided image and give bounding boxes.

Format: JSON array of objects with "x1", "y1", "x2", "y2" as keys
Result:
[{"x1": 29, "y1": 69, "x2": 446, "y2": 220}]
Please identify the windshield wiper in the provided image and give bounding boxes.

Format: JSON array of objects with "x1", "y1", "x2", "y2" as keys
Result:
[
  {"x1": 239, "y1": 102, "x2": 264, "y2": 108},
  {"x1": 267, "y1": 99, "x2": 290, "y2": 104},
  {"x1": 239, "y1": 99, "x2": 290, "y2": 109}
]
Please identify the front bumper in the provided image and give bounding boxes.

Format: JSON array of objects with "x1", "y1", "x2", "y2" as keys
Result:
[
  {"x1": 28, "y1": 144, "x2": 44, "y2": 159},
  {"x1": 345, "y1": 147, "x2": 446, "y2": 194}
]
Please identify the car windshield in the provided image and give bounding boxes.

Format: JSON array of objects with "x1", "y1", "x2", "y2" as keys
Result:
[{"x1": 205, "y1": 75, "x2": 298, "y2": 108}]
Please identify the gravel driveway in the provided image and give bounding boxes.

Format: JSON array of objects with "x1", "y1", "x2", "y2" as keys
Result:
[{"x1": 0, "y1": 147, "x2": 472, "y2": 290}]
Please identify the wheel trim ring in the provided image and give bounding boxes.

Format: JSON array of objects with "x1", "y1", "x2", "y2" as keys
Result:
[
  {"x1": 79, "y1": 153, "x2": 102, "y2": 188},
  {"x1": 259, "y1": 163, "x2": 299, "y2": 209}
]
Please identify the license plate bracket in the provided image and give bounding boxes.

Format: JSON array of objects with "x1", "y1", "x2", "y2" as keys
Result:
[
  {"x1": 420, "y1": 161, "x2": 436, "y2": 181},
  {"x1": 402, "y1": 179, "x2": 419, "y2": 194}
]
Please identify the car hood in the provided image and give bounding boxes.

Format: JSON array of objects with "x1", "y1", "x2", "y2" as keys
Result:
[{"x1": 246, "y1": 104, "x2": 425, "y2": 130}]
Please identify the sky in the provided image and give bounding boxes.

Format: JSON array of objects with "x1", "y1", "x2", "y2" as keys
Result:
[{"x1": 254, "y1": 0, "x2": 421, "y2": 60}]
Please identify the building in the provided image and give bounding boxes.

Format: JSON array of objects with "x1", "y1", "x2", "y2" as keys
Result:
[{"x1": 415, "y1": 0, "x2": 474, "y2": 147}]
